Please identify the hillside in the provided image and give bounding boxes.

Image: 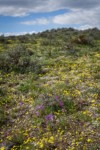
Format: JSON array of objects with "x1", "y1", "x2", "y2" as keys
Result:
[{"x1": 0, "y1": 28, "x2": 100, "y2": 150}]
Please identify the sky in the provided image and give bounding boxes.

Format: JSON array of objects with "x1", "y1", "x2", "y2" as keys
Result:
[{"x1": 0, "y1": 0, "x2": 100, "y2": 35}]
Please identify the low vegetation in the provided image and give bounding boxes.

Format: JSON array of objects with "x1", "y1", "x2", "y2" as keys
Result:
[{"x1": 0, "y1": 28, "x2": 100, "y2": 150}]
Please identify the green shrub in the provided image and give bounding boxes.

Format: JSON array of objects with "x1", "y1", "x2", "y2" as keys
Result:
[
  {"x1": 0, "y1": 45, "x2": 43, "y2": 73},
  {"x1": 72, "y1": 34, "x2": 94, "y2": 45},
  {"x1": 0, "y1": 87, "x2": 6, "y2": 97},
  {"x1": 76, "y1": 112, "x2": 92, "y2": 122},
  {"x1": 18, "y1": 82, "x2": 30, "y2": 93},
  {"x1": 0, "y1": 107, "x2": 8, "y2": 126},
  {"x1": 64, "y1": 98, "x2": 76, "y2": 114},
  {"x1": 11, "y1": 132, "x2": 25, "y2": 148}
]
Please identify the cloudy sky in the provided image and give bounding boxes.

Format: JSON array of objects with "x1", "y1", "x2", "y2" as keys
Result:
[{"x1": 0, "y1": 0, "x2": 100, "y2": 35}]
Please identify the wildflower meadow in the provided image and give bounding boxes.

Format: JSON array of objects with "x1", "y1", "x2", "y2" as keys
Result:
[{"x1": 0, "y1": 28, "x2": 100, "y2": 150}]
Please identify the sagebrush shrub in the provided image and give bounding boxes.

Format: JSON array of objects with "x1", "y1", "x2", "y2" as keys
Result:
[{"x1": 0, "y1": 45, "x2": 43, "y2": 73}]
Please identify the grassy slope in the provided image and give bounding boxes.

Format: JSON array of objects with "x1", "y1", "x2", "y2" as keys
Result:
[{"x1": 0, "y1": 29, "x2": 100, "y2": 150}]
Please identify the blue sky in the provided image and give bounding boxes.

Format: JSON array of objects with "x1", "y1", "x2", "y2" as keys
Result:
[
  {"x1": 0, "y1": 9, "x2": 68, "y2": 33},
  {"x1": 0, "y1": 0, "x2": 100, "y2": 35}
]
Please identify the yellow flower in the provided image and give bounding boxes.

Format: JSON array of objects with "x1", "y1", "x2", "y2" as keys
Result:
[
  {"x1": 91, "y1": 100, "x2": 95, "y2": 103},
  {"x1": 83, "y1": 111, "x2": 87, "y2": 115},
  {"x1": 39, "y1": 143, "x2": 44, "y2": 148},
  {"x1": 63, "y1": 90, "x2": 69, "y2": 95},
  {"x1": 76, "y1": 142, "x2": 79, "y2": 146},
  {"x1": 74, "y1": 89, "x2": 81, "y2": 96},
  {"x1": 87, "y1": 138, "x2": 92, "y2": 142},
  {"x1": 92, "y1": 104, "x2": 96, "y2": 107},
  {"x1": 0, "y1": 147, "x2": 5, "y2": 150},
  {"x1": 48, "y1": 136, "x2": 54, "y2": 144},
  {"x1": 24, "y1": 137, "x2": 31, "y2": 144},
  {"x1": 32, "y1": 137, "x2": 36, "y2": 141}
]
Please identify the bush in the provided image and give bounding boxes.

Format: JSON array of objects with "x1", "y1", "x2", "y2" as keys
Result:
[
  {"x1": 11, "y1": 133, "x2": 25, "y2": 146},
  {"x1": 0, "y1": 107, "x2": 8, "y2": 126},
  {"x1": 72, "y1": 34, "x2": 94, "y2": 45},
  {"x1": 0, "y1": 45, "x2": 43, "y2": 73}
]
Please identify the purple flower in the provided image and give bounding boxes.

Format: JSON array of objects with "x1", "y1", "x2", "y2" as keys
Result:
[
  {"x1": 45, "y1": 114, "x2": 54, "y2": 122},
  {"x1": 35, "y1": 111, "x2": 40, "y2": 116},
  {"x1": 35, "y1": 104, "x2": 44, "y2": 116},
  {"x1": 55, "y1": 96, "x2": 64, "y2": 108},
  {"x1": 36, "y1": 104, "x2": 44, "y2": 110},
  {"x1": 19, "y1": 102, "x2": 23, "y2": 106},
  {"x1": 55, "y1": 95, "x2": 59, "y2": 101},
  {"x1": 59, "y1": 101, "x2": 64, "y2": 108}
]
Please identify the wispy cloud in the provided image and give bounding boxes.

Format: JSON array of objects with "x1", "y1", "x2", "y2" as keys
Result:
[
  {"x1": 21, "y1": 18, "x2": 50, "y2": 25},
  {"x1": 52, "y1": 7, "x2": 100, "y2": 28},
  {"x1": 21, "y1": 6, "x2": 100, "y2": 28}
]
